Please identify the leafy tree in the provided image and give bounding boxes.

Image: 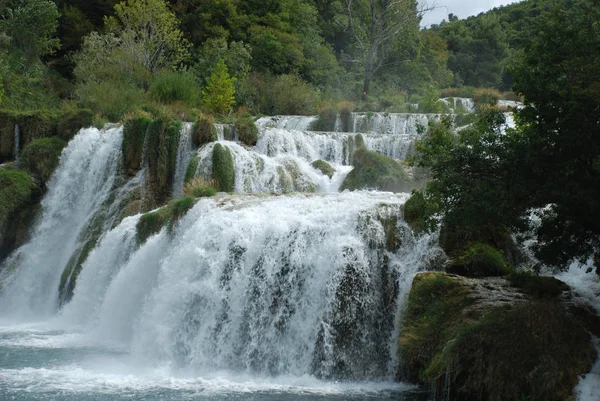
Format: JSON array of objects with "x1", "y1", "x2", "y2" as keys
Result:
[
  {"x1": 510, "y1": 0, "x2": 600, "y2": 270},
  {"x1": 343, "y1": 0, "x2": 423, "y2": 100},
  {"x1": 203, "y1": 59, "x2": 236, "y2": 115}
]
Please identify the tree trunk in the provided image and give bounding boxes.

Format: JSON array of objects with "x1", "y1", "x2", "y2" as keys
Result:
[{"x1": 361, "y1": 70, "x2": 372, "y2": 102}]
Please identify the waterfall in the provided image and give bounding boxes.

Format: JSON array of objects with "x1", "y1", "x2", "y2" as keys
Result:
[
  {"x1": 51, "y1": 192, "x2": 439, "y2": 380},
  {"x1": 348, "y1": 113, "x2": 439, "y2": 136},
  {"x1": 13, "y1": 123, "x2": 20, "y2": 161},
  {"x1": 215, "y1": 124, "x2": 237, "y2": 141},
  {"x1": 172, "y1": 122, "x2": 195, "y2": 198},
  {"x1": 0, "y1": 126, "x2": 124, "y2": 319},
  {"x1": 255, "y1": 116, "x2": 318, "y2": 131},
  {"x1": 195, "y1": 141, "x2": 350, "y2": 193}
]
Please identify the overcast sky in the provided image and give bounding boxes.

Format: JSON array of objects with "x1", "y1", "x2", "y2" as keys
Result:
[{"x1": 420, "y1": 0, "x2": 522, "y2": 27}]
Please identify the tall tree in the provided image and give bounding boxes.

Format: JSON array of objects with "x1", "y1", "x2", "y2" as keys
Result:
[{"x1": 344, "y1": 0, "x2": 424, "y2": 100}]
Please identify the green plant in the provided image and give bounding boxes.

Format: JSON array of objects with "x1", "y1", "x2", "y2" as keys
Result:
[
  {"x1": 403, "y1": 190, "x2": 439, "y2": 234},
  {"x1": 212, "y1": 143, "x2": 234, "y2": 192},
  {"x1": 184, "y1": 176, "x2": 217, "y2": 198},
  {"x1": 341, "y1": 147, "x2": 407, "y2": 192},
  {"x1": 193, "y1": 114, "x2": 217, "y2": 146},
  {"x1": 508, "y1": 271, "x2": 570, "y2": 298},
  {"x1": 233, "y1": 113, "x2": 258, "y2": 146},
  {"x1": 473, "y1": 88, "x2": 501, "y2": 107},
  {"x1": 18, "y1": 137, "x2": 66, "y2": 184},
  {"x1": 0, "y1": 168, "x2": 36, "y2": 225},
  {"x1": 123, "y1": 115, "x2": 153, "y2": 173},
  {"x1": 312, "y1": 104, "x2": 336, "y2": 131},
  {"x1": 203, "y1": 59, "x2": 236, "y2": 115},
  {"x1": 448, "y1": 242, "x2": 508, "y2": 277},
  {"x1": 311, "y1": 160, "x2": 335, "y2": 178},
  {"x1": 149, "y1": 69, "x2": 201, "y2": 105}
]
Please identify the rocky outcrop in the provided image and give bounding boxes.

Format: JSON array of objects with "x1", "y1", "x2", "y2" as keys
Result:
[{"x1": 399, "y1": 272, "x2": 598, "y2": 401}]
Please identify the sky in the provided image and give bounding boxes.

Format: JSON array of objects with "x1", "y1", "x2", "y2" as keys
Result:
[{"x1": 420, "y1": 0, "x2": 522, "y2": 27}]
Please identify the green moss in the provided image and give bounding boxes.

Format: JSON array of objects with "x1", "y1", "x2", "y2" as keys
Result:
[
  {"x1": 184, "y1": 153, "x2": 199, "y2": 184},
  {"x1": 508, "y1": 272, "x2": 570, "y2": 299},
  {"x1": 194, "y1": 115, "x2": 217, "y2": 147},
  {"x1": 0, "y1": 168, "x2": 36, "y2": 225},
  {"x1": 311, "y1": 160, "x2": 336, "y2": 178},
  {"x1": 354, "y1": 133, "x2": 365, "y2": 149},
  {"x1": 19, "y1": 137, "x2": 66, "y2": 184},
  {"x1": 212, "y1": 143, "x2": 235, "y2": 192},
  {"x1": 340, "y1": 147, "x2": 407, "y2": 192},
  {"x1": 311, "y1": 105, "x2": 336, "y2": 131},
  {"x1": 447, "y1": 242, "x2": 508, "y2": 278},
  {"x1": 234, "y1": 114, "x2": 258, "y2": 147},
  {"x1": 403, "y1": 190, "x2": 438, "y2": 235},
  {"x1": 55, "y1": 105, "x2": 93, "y2": 140},
  {"x1": 399, "y1": 272, "x2": 596, "y2": 401},
  {"x1": 123, "y1": 116, "x2": 152, "y2": 173},
  {"x1": 188, "y1": 185, "x2": 216, "y2": 198},
  {"x1": 136, "y1": 196, "x2": 199, "y2": 244}
]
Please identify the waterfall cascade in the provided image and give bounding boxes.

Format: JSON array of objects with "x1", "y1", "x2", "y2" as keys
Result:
[{"x1": 172, "y1": 122, "x2": 194, "y2": 198}]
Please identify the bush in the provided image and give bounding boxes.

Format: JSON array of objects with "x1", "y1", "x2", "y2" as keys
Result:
[
  {"x1": 403, "y1": 190, "x2": 439, "y2": 235},
  {"x1": 473, "y1": 88, "x2": 501, "y2": 107},
  {"x1": 193, "y1": 114, "x2": 217, "y2": 147},
  {"x1": 447, "y1": 242, "x2": 508, "y2": 277},
  {"x1": 19, "y1": 137, "x2": 66, "y2": 184},
  {"x1": 337, "y1": 101, "x2": 354, "y2": 132},
  {"x1": 76, "y1": 81, "x2": 147, "y2": 122},
  {"x1": 149, "y1": 69, "x2": 201, "y2": 105},
  {"x1": 311, "y1": 104, "x2": 336, "y2": 131},
  {"x1": 212, "y1": 143, "x2": 234, "y2": 192},
  {"x1": 251, "y1": 72, "x2": 318, "y2": 115},
  {"x1": 203, "y1": 59, "x2": 236, "y2": 115},
  {"x1": 0, "y1": 168, "x2": 36, "y2": 225},
  {"x1": 233, "y1": 113, "x2": 258, "y2": 146},
  {"x1": 311, "y1": 160, "x2": 335, "y2": 178},
  {"x1": 341, "y1": 147, "x2": 408, "y2": 192},
  {"x1": 440, "y1": 86, "x2": 476, "y2": 98},
  {"x1": 354, "y1": 133, "x2": 364, "y2": 149},
  {"x1": 184, "y1": 176, "x2": 216, "y2": 198}
]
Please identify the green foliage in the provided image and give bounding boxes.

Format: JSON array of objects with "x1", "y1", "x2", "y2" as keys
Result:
[
  {"x1": 341, "y1": 147, "x2": 407, "y2": 192},
  {"x1": 0, "y1": 168, "x2": 36, "y2": 225},
  {"x1": 312, "y1": 105, "x2": 336, "y2": 131},
  {"x1": 416, "y1": 86, "x2": 445, "y2": 113},
  {"x1": 193, "y1": 114, "x2": 217, "y2": 147},
  {"x1": 232, "y1": 113, "x2": 258, "y2": 147},
  {"x1": 354, "y1": 133, "x2": 365, "y2": 149},
  {"x1": 247, "y1": 72, "x2": 318, "y2": 115},
  {"x1": 184, "y1": 154, "x2": 199, "y2": 184},
  {"x1": 448, "y1": 242, "x2": 508, "y2": 278},
  {"x1": 76, "y1": 80, "x2": 147, "y2": 122},
  {"x1": 202, "y1": 59, "x2": 236, "y2": 115},
  {"x1": 473, "y1": 88, "x2": 501, "y2": 107},
  {"x1": 194, "y1": 38, "x2": 252, "y2": 85},
  {"x1": 135, "y1": 196, "x2": 199, "y2": 244},
  {"x1": 403, "y1": 190, "x2": 439, "y2": 234},
  {"x1": 400, "y1": 272, "x2": 596, "y2": 401},
  {"x1": 18, "y1": 137, "x2": 66, "y2": 184},
  {"x1": 149, "y1": 70, "x2": 201, "y2": 105},
  {"x1": 122, "y1": 115, "x2": 152, "y2": 173},
  {"x1": 212, "y1": 143, "x2": 234, "y2": 192},
  {"x1": 311, "y1": 160, "x2": 335, "y2": 178},
  {"x1": 183, "y1": 176, "x2": 216, "y2": 198}
]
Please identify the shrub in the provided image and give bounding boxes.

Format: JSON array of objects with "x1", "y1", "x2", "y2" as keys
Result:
[
  {"x1": 473, "y1": 88, "x2": 501, "y2": 107},
  {"x1": 251, "y1": 72, "x2": 318, "y2": 115},
  {"x1": 340, "y1": 147, "x2": 408, "y2": 192},
  {"x1": 447, "y1": 242, "x2": 508, "y2": 277},
  {"x1": 311, "y1": 160, "x2": 335, "y2": 178},
  {"x1": 403, "y1": 190, "x2": 439, "y2": 235},
  {"x1": 184, "y1": 176, "x2": 217, "y2": 198},
  {"x1": 337, "y1": 101, "x2": 354, "y2": 132},
  {"x1": 311, "y1": 104, "x2": 336, "y2": 131},
  {"x1": 354, "y1": 133, "x2": 364, "y2": 149},
  {"x1": 149, "y1": 69, "x2": 201, "y2": 105},
  {"x1": 233, "y1": 113, "x2": 258, "y2": 146},
  {"x1": 0, "y1": 168, "x2": 36, "y2": 225},
  {"x1": 19, "y1": 137, "x2": 66, "y2": 184},
  {"x1": 193, "y1": 114, "x2": 217, "y2": 147},
  {"x1": 170, "y1": 196, "x2": 196, "y2": 221},
  {"x1": 440, "y1": 86, "x2": 476, "y2": 98},
  {"x1": 212, "y1": 143, "x2": 234, "y2": 192},
  {"x1": 76, "y1": 80, "x2": 147, "y2": 122}
]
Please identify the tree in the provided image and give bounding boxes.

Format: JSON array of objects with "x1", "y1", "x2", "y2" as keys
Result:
[
  {"x1": 203, "y1": 59, "x2": 236, "y2": 115},
  {"x1": 343, "y1": 0, "x2": 425, "y2": 100},
  {"x1": 510, "y1": 0, "x2": 600, "y2": 271}
]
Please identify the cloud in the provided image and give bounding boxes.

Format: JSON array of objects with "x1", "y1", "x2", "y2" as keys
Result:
[{"x1": 420, "y1": 0, "x2": 522, "y2": 27}]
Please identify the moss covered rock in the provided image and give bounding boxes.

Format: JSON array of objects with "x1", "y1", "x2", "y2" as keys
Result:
[
  {"x1": 399, "y1": 272, "x2": 597, "y2": 401},
  {"x1": 19, "y1": 137, "x2": 66, "y2": 185},
  {"x1": 0, "y1": 110, "x2": 58, "y2": 163},
  {"x1": 136, "y1": 196, "x2": 198, "y2": 244},
  {"x1": 194, "y1": 115, "x2": 217, "y2": 147},
  {"x1": 447, "y1": 242, "x2": 509, "y2": 278},
  {"x1": 145, "y1": 115, "x2": 181, "y2": 207},
  {"x1": 341, "y1": 147, "x2": 408, "y2": 192},
  {"x1": 234, "y1": 114, "x2": 258, "y2": 146},
  {"x1": 212, "y1": 143, "x2": 235, "y2": 192},
  {"x1": 311, "y1": 160, "x2": 336, "y2": 178},
  {"x1": 122, "y1": 116, "x2": 152, "y2": 174}
]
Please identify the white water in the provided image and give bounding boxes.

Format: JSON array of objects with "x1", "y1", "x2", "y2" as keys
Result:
[
  {"x1": 348, "y1": 113, "x2": 440, "y2": 136},
  {"x1": 215, "y1": 124, "x2": 237, "y2": 141},
  {"x1": 172, "y1": 122, "x2": 194, "y2": 198},
  {"x1": 439, "y1": 97, "x2": 475, "y2": 113},
  {"x1": 0, "y1": 127, "x2": 123, "y2": 318},
  {"x1": 194, "y1": 141, "x2": 350, "y2": 193},
  {"x1": 255, "y1": 116, "x2": 318, "y2": 131}
]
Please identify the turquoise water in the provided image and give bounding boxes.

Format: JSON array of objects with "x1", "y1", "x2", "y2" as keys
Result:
[{"x1": 0, "y1": 326, "x2": 430, "y2": 401}]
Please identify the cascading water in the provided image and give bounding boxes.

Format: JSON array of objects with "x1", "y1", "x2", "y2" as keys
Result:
[
  {"x1": 172, "y1": 122, "x2": 194, "y2": 198},
  {"x1": 255, "y1": 115, "x2": 318, "y2": 131},
  {"x1": 0, "y1": 126, "x2": 124, "y2": 318}
]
